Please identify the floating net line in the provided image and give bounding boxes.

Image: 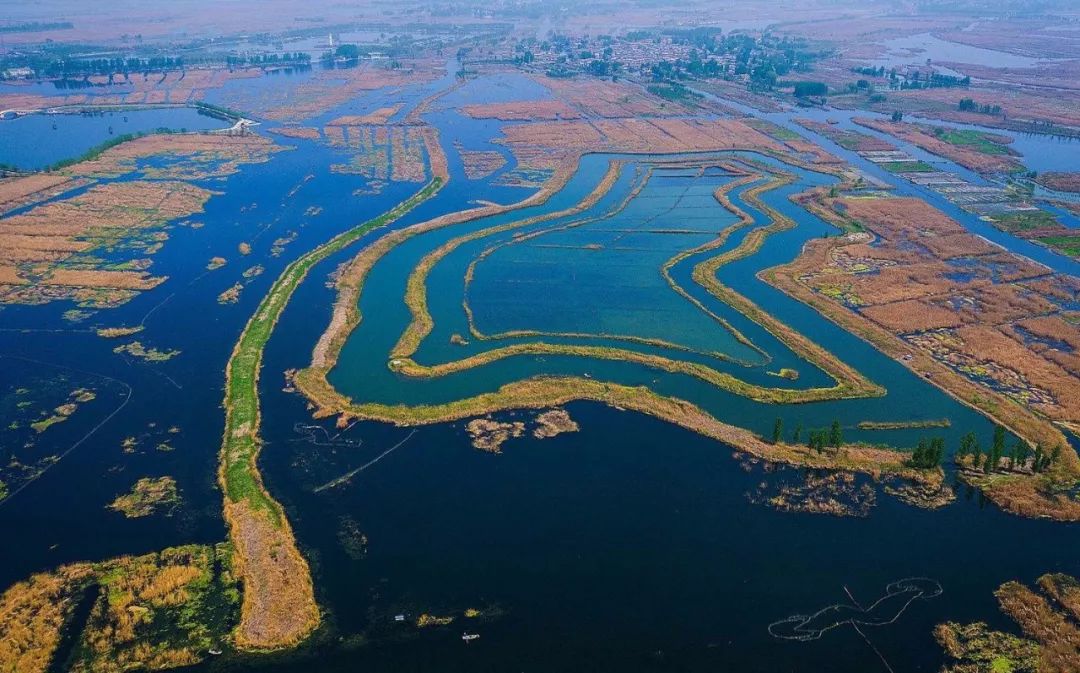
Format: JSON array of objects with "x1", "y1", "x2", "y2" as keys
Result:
[{"x1": 768, "y1": 577, "x2": 943, "y2": 642}]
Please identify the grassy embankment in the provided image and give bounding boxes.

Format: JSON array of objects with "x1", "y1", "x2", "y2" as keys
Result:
[
  {"x1": 219, "y1": 167, "x2": 444, "y2": 650},
  {"x1": 688, "y1": 164, "x2": 885, "y2": 402},
  {"x1": 292, "y1": 153, "x2": 943, "y2": 494},
  {"x1": 391, "y1": 156, "x2": 880, "y2": 404},
  {"x1": 761, "y1": 192, "x2": 1080, "y2": 520}
]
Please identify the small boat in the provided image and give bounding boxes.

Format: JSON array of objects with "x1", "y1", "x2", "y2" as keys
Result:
[
  {"x1": 208, "y1": 648, "x2": 223, "y2": 655},
  {"x1": 462, "y1": 633, "x2": 479, "y2": 643}
]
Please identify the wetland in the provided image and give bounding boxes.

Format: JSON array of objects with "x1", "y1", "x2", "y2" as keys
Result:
[{"x1": 1, "y1": 4, "x2": 1079, "y2": 672}]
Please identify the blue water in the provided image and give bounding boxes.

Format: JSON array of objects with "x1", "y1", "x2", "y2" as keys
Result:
[{"x1": 0, "y1": 107, "x2": 230, "y2": 170}]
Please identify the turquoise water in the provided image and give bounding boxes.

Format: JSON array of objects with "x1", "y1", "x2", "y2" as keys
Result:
[{"x1": 328, "y1": 150, "x2": 1003, "y2": 448}]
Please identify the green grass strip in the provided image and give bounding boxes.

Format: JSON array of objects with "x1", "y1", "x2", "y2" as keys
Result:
[{"x1": 220, "y1": 177, "x2": 444, "y2": 522}]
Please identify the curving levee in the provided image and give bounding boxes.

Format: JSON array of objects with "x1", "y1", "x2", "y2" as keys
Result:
[{"x1": 292, "y1": 150, "x2": 925, "y2": 480}]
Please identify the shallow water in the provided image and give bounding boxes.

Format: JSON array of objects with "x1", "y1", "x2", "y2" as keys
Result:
[
  {"x1": 0, "y1": 107, "x2": 229, "y2": 170},
  {"x1": 869, "y1": 33, "x2": 1060, "y2": 70}
]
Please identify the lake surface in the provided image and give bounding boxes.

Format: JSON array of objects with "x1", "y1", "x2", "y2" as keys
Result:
[{"x1": 869, "y1": 33, "x2": 1061, "y2": 70}]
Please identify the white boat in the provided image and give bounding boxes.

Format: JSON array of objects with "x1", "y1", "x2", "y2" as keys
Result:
[{"x1": 462, "y1": 632, "x2": 480, "y2": 643}]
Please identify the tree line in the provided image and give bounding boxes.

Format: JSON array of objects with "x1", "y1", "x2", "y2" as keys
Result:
[{"x1": 769, "y1": 418, "x2": 1062, "y2": 474}]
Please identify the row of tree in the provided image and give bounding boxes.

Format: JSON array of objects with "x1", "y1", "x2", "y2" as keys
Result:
[
  {"x1": 955, "y1": 427, "x2": 1060, "y2": 474},
  {"x1": 772, "y1": 418, "x2": 843, "y2": 452},
  {"x1": 768, "y1": 419, "x2": 1062, "y2": 474},
  {"x1": 958, "y1": 98, "x2": 1003, "y2": 116}
]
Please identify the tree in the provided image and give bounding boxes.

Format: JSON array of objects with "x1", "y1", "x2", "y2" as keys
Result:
[
  {"x1": 957, "y1": 432, "x2": 976, "y2": 463},
  {"x1": 891, "y1": 110, "x2": 903, "y2": 122},
  {"x1": 792, "y1": 422, "x2": 803, "y2": 443},
  {"x1": 335, "y1": 44, "x2": 361, "y2": 60},
  {"x1": 829, "y1": 420, "x2": 843, "y2": 448},
  {"x1": 772, "y1": 417, "x2": 784, "y2": 444},
  {"x1": 793, "y1": 81, "x2": 827, "y2": 97},
  {"x1": 909, "y1": 437, "x2": 944, "y2": 469}
]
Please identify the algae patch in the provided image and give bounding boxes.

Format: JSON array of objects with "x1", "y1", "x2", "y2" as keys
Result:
[{"x1": 108, "y1": 476, "x2": 181, "y2": 518}]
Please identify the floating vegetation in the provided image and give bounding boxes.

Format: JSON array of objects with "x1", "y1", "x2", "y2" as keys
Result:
[
  {"x1": 750, "y1": 470, "x2": 878, "y2": 517},
  {"x1": 206, "y1": 256, "x2": 227, "y2": 270},
  {"x1": 242, "y1": 265, "x2": 264, "y2": 280},
  {"x1": 337, "y1": 516, "x2": 368, "y2": 560},
  {"x1": 237, "y1": 242, "x2": 252, "y2": 255},
  {"x1": 769, "y1": 368, "x2": 800, "y2": 380},
  {"x1": 270, "y1": 231, "x2": 298, "y2": 257},
  {"x1": 112, "y1": 341, "x2": 180, "y2": 362},
  {"x1": 94, "y1": 326, "x2": 143, "y2": 338},
  {"x1": 217, "y1": 283, "x2": 242, "y2": 304},
  {"x1": 0, "y1": 544, "x2": 239, "y2": 673},
  {"x1": 532, "y1": 408, "x2": 579, "y2": 439},
  {"x1": 0, "y1": 179, "x2": 212, "y2": 309},
  {"x1": 62, "y1": 309, "x2": 94, "y2": 323},
  {"x1": 466, "y1": 418, "x2": 525, "y2": 453},
  {"x1": 936, "y1": 573, "x2": 1080, "y2": 673},
  {"x1": 27, "y1": 387, "x2": 95, "y2": 433},
  {"x1": 858, "y1": 419, "x2": 951, "y2": 430},
  {"x1": 936, "y1": 622, "x2": 1039, "y2": 673},
  {"x1": 108, "y1": 476, "x2": 180, "y2": 518},
  {"x1": 416, "y1": 613, "x2": 454, "y2": 628}
]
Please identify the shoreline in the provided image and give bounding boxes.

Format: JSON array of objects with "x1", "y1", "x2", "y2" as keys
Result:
[{"x1": 218, "y1": 127, "x2": 448, "y2": 650}]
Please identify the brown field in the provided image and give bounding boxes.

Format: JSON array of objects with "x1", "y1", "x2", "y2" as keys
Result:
[
  {"x1": 806, "y1": 196, "x2": 1079, "y2": 423},
  {"x1": 853, "y1": 118, "x2": 1020, "y2": 173},
  {"x1": 995, "y1": 580, "x2": 1080, "y2": 672},
  {"x1": 460, "y1": 100, "x2": 581, "y2": 121},
  {"x1": 0, "y1": 176, "x2": 213, "y2": 307},
  {"x1": 225, "y1": 501, "x2": 317, "y2": 650},
  {"x1": 0, "y1": 175, "x2": 82, "y2": 214},
  {"x1": 495, "y1": 118, "x2": 782, "y2": 175},
  {"x1": 795, "y1": 119, "x2": 896, "y2": 152},
  {"x1": 1, "y1": 131, "x2": 279, "y2": 308},
  {"x1": 533, "y1": 75, "x2": 697, "y2": 118},
  {"x1": 217, "y1": 61, "x2": 441, "y2": 123},
  {"x1": 455, "y1": 144, "x2": 506, "y2": 180},
  {"x1": 1036, "y1": 172, "x2": 1080, "y2": 194},
  {"x1": 327, "y1": 104, "x2": 403, "y2": 126},
  {"x1": 70, "y1": 133, "x2": 284, "y2": 180},
  {"x1": 270, "y1": 126, "x2": 322, "y2": 140},
  {"x1": 847, "y1": 85, "x2": 1080, "y2": 134},
  {"x1": 324, "y1": 124, "x2": 428, "y2": 182},
  {"x1": 765, "y1": 193, "x2": 1080, "y2": 519},
  {"x1": 0, "y1": 69, "x2": 261, "y2": 112}
]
